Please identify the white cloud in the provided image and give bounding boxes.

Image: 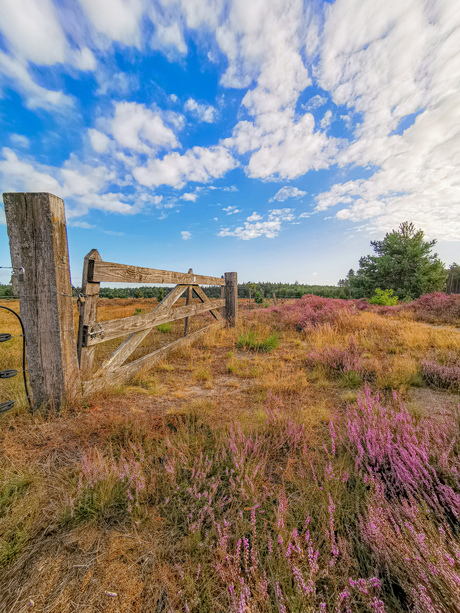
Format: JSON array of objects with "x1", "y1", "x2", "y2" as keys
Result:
[
  {"x1": 270, "y1": 186, "x2": 306, "y2": 202},
  {"x1": 133, "y1": 145, "x2": 237, "y2": 189},
  {"x1": 170, "y1": 94, "x2": 178, "y2": 103},
  {"x1": 181, "y1": 193, "x2": 197, "y2": 202},
  {"x1": 0, "y1": 52, "x2": 72, "y2": 109},
  {"x1": 69, "y1": 220, "x2": 95, "y2": 229},
  {"x1": 218, "y1": 208, "x2": 294, "y2": 240},
  {"x1": 152, "y1": 22, "x2": 187, "y2": 54},
  {"x1": 89, "y1": 129, "x2": 111, "y2": 153},
  {"x1": 223, "y1": 205, "x2": 240, "y2": 215},
  {"x1": 0, "y1": 148, "x2": 136, "y2": 217},
  {"x1": 227, "y1": 109, "x2": 339, "y2": 180},
  {"x1": 0, "y1": 0, "x2": 68, "y2": 65},
  {"x1": 320, "y1": 110, "x2": 332, "y2": 130},
  {"x1": 181, "y1": 231, "x2": 191, "y2": 240},
  {"x1": 302, "y1": 95, "x2": 327, "y2": 112},
  {"x1": 73, "y1": 47, "x2": 97, "y2": 72},
  {"x1": 79, "y1": 0, "x2": 144, "y2": 47},
  {"x1": 184, "y1": 98, "x2": 218, "y2": 123},
  {"x1": 313, "y1": 0, "x2": 460, "y2": 240},
  {"x1": 10, "y1": 134, "x2": 29, "y2": 148},
  {"x1": 111, "y1": 102, "x2": 180, "y2": 153}
]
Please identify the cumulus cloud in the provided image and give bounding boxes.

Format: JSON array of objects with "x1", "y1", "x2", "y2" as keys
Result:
[
  {"x1": 111, "y1": 101, "x2": 180, "y2": 153},
  {"x1": 184, "y1": 98, "x2": 218, "y2": 123},
  {"x1": 89, "y1": 129, "x2": 111, "y2": 153},
  {"x1": 79, "y1": 0, "x2": 144, "y2": 47},
  {"x1": 218, "y1": 208, "x2": 294, "y2": 240},
  {"x1": 133, "y1": 145, "x2": 237, "y2": 189},
  {"x1": 223, "y1": 205, "x2": 240, "y2": 215},
  {"x1": 181, "y1": 230, "x2": 191, "y2": 240},
  {"x1": 270, "y1": 186, "x2": 306, "y2": 202},
  {"x1": 313, "y1": 0, "x2": 460, "y2": 240},
  {"x1": 181, "y1": 192, "x2": 197, "y2": 202}
]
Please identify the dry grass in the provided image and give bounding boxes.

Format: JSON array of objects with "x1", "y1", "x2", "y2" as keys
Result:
[{"x1": 1, "y1": 298, "x2": 460, "y2": 611}]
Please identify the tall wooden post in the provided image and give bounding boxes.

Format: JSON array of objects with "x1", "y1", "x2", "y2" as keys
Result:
[
  {"x1": 77, "y1": 249, "x2": 101, "y2": 374},
  {"x1": 183, "y1": 268, "x2": 193, "y2": 337},
  {"x1": 3, "y1": 192, "x2": 81, "y2": 410},
  {"x1": 224, "y1": 272, "x2": 238, "y2": 327}
]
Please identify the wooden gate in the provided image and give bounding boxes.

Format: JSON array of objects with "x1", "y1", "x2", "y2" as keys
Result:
[
  {"x1": 77, "y1": 250, "x2": 236, "y2": 395},
  {"x1": 3, "y1": 192, "x2": 237, "y2": 409}
]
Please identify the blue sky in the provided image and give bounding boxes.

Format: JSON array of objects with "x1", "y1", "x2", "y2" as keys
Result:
[{"x1": 0, "y1": 0, "x2": 459, "y2": 286}]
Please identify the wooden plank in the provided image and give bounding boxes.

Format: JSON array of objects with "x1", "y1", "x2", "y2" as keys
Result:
[
  {"x1": 77, "y1": 249, "x2": 101, "y2": 375},
  {"x1": 3, "y1": 192, "x2": 81, "y2": 409},
  {"x1": 184, "y1": 270, "x2": 193, "y2": 336},
  {"x1": 89, "y1": 260, "x2": 225, "y2": 286},
  {"x1": 84, "y1": 298, "x2": 225, "y2": 346},
  {"x1": 155, "y1": 284, "x2": 187, "y2": 311},
  {"x1": 97, "y1": 328, "x2": 151, "y2": 373},
  {"x1": 83, "y1": 322, "x2": 223, "y2": 395},
  {"x1": 193, "y1": 285, "x2": 223, "y2": 321},
  {"x1": 224, "y1": 272, "x2": 238, "y2": 327}
]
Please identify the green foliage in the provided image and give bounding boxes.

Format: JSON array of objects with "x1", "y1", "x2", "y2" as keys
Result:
[
  {"x1": 157, "y1": 322, "x2": 172, "y2": 333},
  {"x1": 350, "y1": 222, "x2": 447, "y2": 300},
  {"x1": 254, "y1": 291, "x2": 263, "y2": 304},
  {"x1": 133, "y1": 307, "x2": 142, "y2": 316},
  {"x1": 236, "y1": 330, "x2": 279, "y2": 352},
  {"x1": 369, "y1": 288, "x2": 399, "y2": 306}
]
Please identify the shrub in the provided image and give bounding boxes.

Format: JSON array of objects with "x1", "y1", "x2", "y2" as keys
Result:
[
  {"x1": 402, "y1": 292, "x2": 460, "y2": 325},
  {"x1": 369, "y1": 289, "x2": 398, "y2": 306},
  {"x1": 267, "y1": 294, "x2": 355, "y2": 331},
  {"x1": 421, "y1": 356, "x2": 460, "y2": 391}
]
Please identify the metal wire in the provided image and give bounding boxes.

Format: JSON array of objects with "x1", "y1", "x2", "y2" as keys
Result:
[{"x1": 0, "y1": 305, "x2": 32, "y2": 410}]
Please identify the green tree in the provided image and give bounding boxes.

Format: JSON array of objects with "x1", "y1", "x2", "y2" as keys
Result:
[{"x1": 350, "y1": 222, "x2": 447, "y2": 300}]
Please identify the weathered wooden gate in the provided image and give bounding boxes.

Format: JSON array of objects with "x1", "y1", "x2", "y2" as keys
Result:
[
  {"x1": 3, "y1": 192, "x2": 238, "y2": 409},
  {"x1": 77, "y1": 250, "x2": 236, "y2": 395}
]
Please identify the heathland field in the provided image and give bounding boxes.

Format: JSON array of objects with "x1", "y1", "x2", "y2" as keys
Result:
[{"x1": 1, "y1": 293, "x2": 460, "y2": 612}]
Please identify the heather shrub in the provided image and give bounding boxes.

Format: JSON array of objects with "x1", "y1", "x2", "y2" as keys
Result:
[
  {"x1": 267, "y1": 294, "x2": 355, "y2": 331},
  {"x1": 422, "y1": 355, "x2": 460, "y2": 391},
  {"x1": 345, "y1": 387, "x2": 460, "y2": 521},
  {"x1": 305, "y1": 336, "x2": 376, "y2": 386},
  {"x1": 361, "y1": 493, "x2": 460, "y2": 613},
  {"x1": 69, "y1": 445, "x2": 147, "y2": 523},
  {"x1": 402, "y1": 292, "x2": 460, "y2": 325}
]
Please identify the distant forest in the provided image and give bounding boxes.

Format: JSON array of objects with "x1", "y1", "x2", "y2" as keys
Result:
[{"x1": 0, "y1": 266, "x2": 458, "y2": 301}]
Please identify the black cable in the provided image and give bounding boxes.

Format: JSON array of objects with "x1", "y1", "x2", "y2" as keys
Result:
[{"x1": 0, "y1": 305, "x2": 32, "y2": 410}]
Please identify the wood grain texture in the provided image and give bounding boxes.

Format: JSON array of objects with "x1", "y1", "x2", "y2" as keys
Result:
[
  {"x1": 3, "y1": 192, "x2": 81, "y2": 409},
  {"x1": 83, "y1": 322, "x2": 223, "y2": 395},
  {"x1": 184, "y1": 269, "x2": 193, "y2": 337},
  {"x1": 155, "y1": 284, "x2": 187, "y2": 311},
  {"x1": 84, "y1": 298, "x2": 225, "y2": 346},
  {"x1": 97, "y1": 328, "x2": 151, "y2": 373},
  {"x1": 89, "y1": 260, "x2": 225, "y2": 286},
  {"x1": 224, "y1": 272, "x2": 238, "y2": 327},
  {"x1": 77, "y1": 249, "x2": 101, "y2": 375},
  {"x1": 193, "y1": 285, "x2": 223, "y2": 321}
]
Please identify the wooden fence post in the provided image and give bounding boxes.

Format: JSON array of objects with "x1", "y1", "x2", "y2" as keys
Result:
[
  {"x1": 77, "y1": 249, "x2": 101, "y2": 374},
  {"x1": 224, "y1": 272, "x2": 238, "y2": 326},
  {"x1": 3, "y1": 192, "x2": 81, "y2": 410},
  {"x1": 183, "y1": 268, "x2": 193, "y2": 337}
]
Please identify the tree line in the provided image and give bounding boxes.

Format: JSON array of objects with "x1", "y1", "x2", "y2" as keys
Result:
[{"x1": 0, "y1": 222, "x2": 457, "y2": 302}]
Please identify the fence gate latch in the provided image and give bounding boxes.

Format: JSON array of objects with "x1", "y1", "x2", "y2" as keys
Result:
[{"x1": 82, "y1": 323, "x2": 105, "y2": 346}]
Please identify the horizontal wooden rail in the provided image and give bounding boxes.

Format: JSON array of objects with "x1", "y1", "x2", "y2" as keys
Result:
[
  {"x1": 83, "y1": 298, "x2": 225, "y2": 346},
  {"x1": 88, "y1": 260, "x2": 226, "y2": 286},
  {"x1": 83, "y1": 321, "x2": 223, "y2": 395}
]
